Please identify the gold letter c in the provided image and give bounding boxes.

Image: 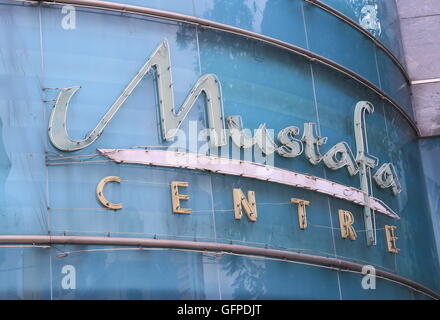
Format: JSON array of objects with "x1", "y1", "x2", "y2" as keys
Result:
[{"x1": 96, "y1": 176, "x2": 123, "y2": 210}]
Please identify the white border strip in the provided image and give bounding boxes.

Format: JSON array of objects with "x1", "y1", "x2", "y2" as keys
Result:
[
  {"x1": 98, "y1": 149, "x2": 399, "y2": 219},
  {"x1": 411, "y1": 78, "x2": 440, "y2": 85}
]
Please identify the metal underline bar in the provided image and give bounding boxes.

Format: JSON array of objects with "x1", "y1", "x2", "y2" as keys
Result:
[
  {"x1": 98, "y1": 148, "x2": 400, "y2": 219},
  {"x1": 0, "y1": 234, "x2": 437, "y2": 299},
  {"x1": 305, "y1": 0, "x2": 410, "y2": 84},
  {"x1": 8, "y1": 0, "x2": 420, "y2": 136}
]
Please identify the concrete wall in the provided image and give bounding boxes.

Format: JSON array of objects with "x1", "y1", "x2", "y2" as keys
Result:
[{"x1": 396, "y1": 0, "x2": 440, "y2": 136}]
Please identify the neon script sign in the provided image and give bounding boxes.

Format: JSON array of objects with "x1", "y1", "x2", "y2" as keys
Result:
[{"x1": 48, "y1": 39, "x2": 402, "y2": 246}]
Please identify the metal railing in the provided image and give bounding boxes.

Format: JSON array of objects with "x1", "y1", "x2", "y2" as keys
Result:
[{"x1": 0, "y1": 234, "x2": 438, "y2": 299}]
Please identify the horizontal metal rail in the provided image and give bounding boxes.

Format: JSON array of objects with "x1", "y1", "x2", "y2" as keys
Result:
[
  {"x1": 305, "y1": 0, "x2": 410, "y2": 84},
  {"x1": 7, "y1": 0, "x2": 420, "y2": 136},
  {"x1": 0, "y1": 234, "x2": 438, "y2": 299}
]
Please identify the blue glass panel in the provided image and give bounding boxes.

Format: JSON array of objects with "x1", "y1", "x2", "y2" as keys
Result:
[
  {"x1": 303, "y1": 2, "x2": 380, "y2": 87},
  {"x1": 320, "y1": 0, "x2": 406, "y2": 65},
  {"x1": 376, "y1": 48, "x2": 413, "y2": 119},
  {"x1": 216, "y1": 254, "x2": 340, "y2": 299},
  {"x1": 98, "y1": 0, "x2": 195, "y2": 15},
  {"x1": 51, "y1": 248, "x2": 216, "y2": 299},
  {"x1": 419, "y1": 138, "x2": 440, "y2": 264},
  {"x1": 0, "y1": 248, "x2": 51, "y2": 299},
  {"x1": 375, "y1": 0, "x2": 405, "y2": 64},
  {"x1": 338, "y1": 271, "x2": 431, "y2": 300},
  {"x1": 382, "y1": 105, "x2": 440, "y2": 293},
  {"x1": 194, "y1": 0, "x2": 307, "y2": 49},
  {"x1": 51, "y1": 248, "x2": 342, "y2": 299},
  {"x1": 319, "y1": 0, "x2": 359, "y2": 20},
  {"x1": 0, "y1": 3, "x2": 48, "y2": 234}
]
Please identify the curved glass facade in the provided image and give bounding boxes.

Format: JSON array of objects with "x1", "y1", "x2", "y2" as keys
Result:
[{"x1": 0, "y1": 0, "x2": 438, "y2": 299}]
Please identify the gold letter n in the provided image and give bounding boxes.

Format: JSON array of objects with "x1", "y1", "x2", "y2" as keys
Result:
[{"x1": 233, "y1": 188, "x2": 257, "y2": 222}]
